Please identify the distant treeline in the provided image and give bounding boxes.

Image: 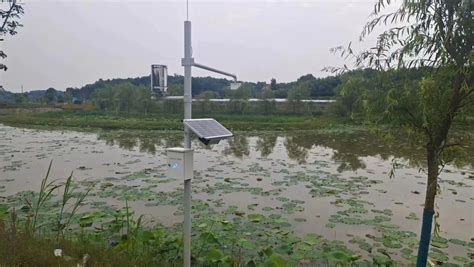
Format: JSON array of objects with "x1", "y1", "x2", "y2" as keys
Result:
[
  {"x1": 1, "y1": 71, "x2": 344, "y2": 106},
  {"x1": 62, "y1": 72, "x2": 342, "y2": 101},
  {"x1": 4, "y1": 68, "x2": 470, "y2": 118},
  {"x1": 0, "y1": 69, "x2": 375, "y2": 105}
]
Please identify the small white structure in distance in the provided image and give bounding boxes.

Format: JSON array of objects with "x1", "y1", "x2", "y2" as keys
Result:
[{"x1": 230, "y1": 82, "x2": 242, "y2": 90}]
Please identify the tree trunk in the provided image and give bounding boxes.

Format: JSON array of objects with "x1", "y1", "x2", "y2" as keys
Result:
[
  {"x1": 416, "y1": 146, "x2": 438, "y2": 266},
  {"x1": 416, "y1": 68, "x2": 465, "y2": 266}
]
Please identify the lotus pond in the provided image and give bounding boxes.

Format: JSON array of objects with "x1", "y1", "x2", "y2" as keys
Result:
[{"x1": 0, "y1": 124, "x2": 473, "y2": 266}]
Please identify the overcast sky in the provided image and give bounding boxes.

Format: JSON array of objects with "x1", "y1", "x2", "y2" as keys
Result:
[{"x1": 1, "y1": 0, "x2": 382, "y2": 92}]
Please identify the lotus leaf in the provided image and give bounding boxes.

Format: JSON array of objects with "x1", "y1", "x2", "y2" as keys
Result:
[{"x1": 248, "y1": 214, "x2": 265, "y2": 223}]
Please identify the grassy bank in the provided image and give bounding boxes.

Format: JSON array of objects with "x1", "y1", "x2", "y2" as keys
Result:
[
  {"x1": 0, "y1": 226, "x2": 154, "y2": 267},
  {"x1": 0, "y1": 110, "x2": 351, "y2": 132}
]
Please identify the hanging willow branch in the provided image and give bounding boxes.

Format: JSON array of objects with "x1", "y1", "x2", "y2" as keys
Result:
[
  {"x1": 324, "y1": 0, "x2": 473, "y2": 74},
  {"x1": 0, "y1": 1, "x2": 24, "y2": 71}
]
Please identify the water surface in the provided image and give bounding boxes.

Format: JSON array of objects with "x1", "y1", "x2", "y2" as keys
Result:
[{"x1": 1, "y1": 124, "x2": 472, "y2": 263}]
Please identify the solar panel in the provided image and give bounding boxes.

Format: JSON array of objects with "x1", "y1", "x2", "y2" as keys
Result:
[{"x1": 183, "y1": 118, "x2": 233, "y2": 139}]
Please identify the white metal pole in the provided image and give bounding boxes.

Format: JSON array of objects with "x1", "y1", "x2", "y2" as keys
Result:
[
  {"x1": 183, "y1": 20, "x2": 193, "y2": 267},
  {"x1": 184, "y1": 21, "x2": 192, "y2": 136}
]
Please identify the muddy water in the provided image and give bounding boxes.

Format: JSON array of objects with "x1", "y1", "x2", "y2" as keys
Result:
[{"x1": 0, "y1": 124, "x2": 472, "y2": 262}]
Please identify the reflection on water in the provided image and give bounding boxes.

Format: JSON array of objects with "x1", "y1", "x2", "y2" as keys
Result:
[
  {"x1": 333, "y1": 150, "x2": 366, "y2": 172},
  {"x1": 96, "y1": 129, "x2": 473, "y2": 171},
  {"x1": 97, "y1": 131, "x2": 183, "y2": 154},
  {"x1": 284, "y1": 135, "x2": 309, "y2": 164},
  {"x1": 223, "y1": 135, "x2": 250, "y2": 159},
  {"x1": 255, "y1": 134, "x2": 277, "y2": 158}
]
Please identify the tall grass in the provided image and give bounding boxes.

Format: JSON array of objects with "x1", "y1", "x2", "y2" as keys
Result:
[
  {"x1": 0, "y1": 163, "x2": 162, "y2": 266},
  {"x1": 23, "y1": 160, "x2": 61, "y2": 235},
  {"x1": 56, "y1": 171, "x2": 91, "y2": 240}
]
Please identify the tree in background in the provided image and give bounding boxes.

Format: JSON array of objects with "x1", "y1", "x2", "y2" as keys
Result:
[
  {"x1": 198, "y1": 90, "x2": 216, "y2": 100},
  {"x1": 330, "y1": 75, "x2": 367, "y2": 118},
  {"x1": 65, "y1": 73, "x2": 345, "y2": 104},
  {"x1": 287, "y1": 81, "x2": 311, "y2": 114},
  {"x1": 92, "y1": 82, "x2": 151, "y2": 114},
  {"x1": 273, "y1": 88, "x2": 288, "y2": 99},
  {"x1": 231, "y1": 83, "x2": 253, "y2": 100},
  {"x1": 311, "y1": 76, "x2": 341, "y2": 98},
  {"x1": 64, "y1": 88, "x2": 73, "y2": 103},
  {"x1": 197, "y1": 90, "x2": 216, "y2": 114},
  {"x1": 259, "y1": 87, "x2": 275, "y2": 115},
  {"x1": 44, "y1": 88, "x2": 57, "y2": 105},
  {"x1": 113, "y1": 84, "x2": 134, "y2": 113},
  {"x1": 254, "y1": 81, "x2": 267, "y2": 97},
  {"x1": 0, "y1": 1, "x2": 23, "y2": 72},
  {"x1": 329, "y1": 1, "x2": 472, "y2": 265},
  {"x1": 229, "y1": 83, "x2": 253, "y2": 114},
  {"x1": 269, "y1": 78, "x2": 277, "y2": 91},
  {"x1": 296, "y1": 74, "x2": 315, "y2": 83},
  {"x1": 93, "y1": 85, "x2": 115, "y2": 111},
  {"x1": 134, "y1": 86, "x2": 152, "y2": 115},
  {"x1": 167, "y1": 84, "x2": 184, "y2": 96},
  {"x1": 13, "y1": 92, "x2": 27, "y2": 105}
]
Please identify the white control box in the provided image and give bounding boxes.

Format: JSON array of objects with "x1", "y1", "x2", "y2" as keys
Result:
[{"x1": 166, "y1": 147, "x2": 193, "y2": 181}]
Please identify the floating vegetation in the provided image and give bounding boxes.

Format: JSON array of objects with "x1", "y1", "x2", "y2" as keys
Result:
[
  {"x1": 0, "y1": 125, "x2": 473, "y2": 265},
  {"x1": 383, "y1": 233, "x2": 403, "y2": 249},
  {"x1": 406, "y1": 212, "x2": 419, "y2": 220},
  {"x1": 373, "y1": 255, "x2": 393, "y2": 266},
  {"x1": 431, "y1": 236, "x2": 449, "y2": 249},
  {"x1": 449, "y1": 239, "x2": 467, "y2": 246}
]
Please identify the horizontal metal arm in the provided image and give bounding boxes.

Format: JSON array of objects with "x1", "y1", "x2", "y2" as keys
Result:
[{"x1": 193, "y1": 62, "x2": 237, "y2": 81}]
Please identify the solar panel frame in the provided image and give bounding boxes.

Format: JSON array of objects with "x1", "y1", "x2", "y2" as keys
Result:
[{"x1": 183, "y1": 118, "x2": 233, "y2": 139}]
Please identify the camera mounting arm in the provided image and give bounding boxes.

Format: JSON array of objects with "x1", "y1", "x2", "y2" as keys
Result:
[{"x1": 193, "y1": 62, "x2": 237, "y2": 81}]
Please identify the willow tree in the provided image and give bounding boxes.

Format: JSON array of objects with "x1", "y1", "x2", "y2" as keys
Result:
[
  {"x1": 328, "y1": 0, "x2": 473, "y2": 266},
  {"x1": 1, "y1": 1, "x2": 23, "y2": 71}
]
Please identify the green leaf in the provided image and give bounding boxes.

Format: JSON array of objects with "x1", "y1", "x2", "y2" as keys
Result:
[
  {"x1": 200, "y1": 231, "x2": 219, "y2": 245},
  {"x1": 79, "y1": 214, "x2": 93, "y2": 227},
  {"x1": 0, "y1": 204, "x2": 8, "y2": 219},
  {"x1": 248, "y1": 213, "x2": 265, "y2": 223},
  {"x1": 383, "y1": 235, "x2": 402, "y2": 249},
  {"x1": 238, "y1": 238, "x2": 257, "y2": 250},
  {"x1": 431, "y1": 236, "x2": 448, "y2": 248},
  {"x1": 373, "y1": 255, "x2": 392, "y2": 266},
  {"x1": 263, "y1": 253, "x2": 289, "y2": 267},
  {"x1": 205, "y1": 248, "x2": 224, "y2": 263},
  {"x1": 303, "y1": 234, "x2": 321, "y2": 246}
]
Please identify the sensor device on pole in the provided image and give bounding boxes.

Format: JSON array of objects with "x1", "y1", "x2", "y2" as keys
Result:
[{"x1": 166, "y1": 147, "x2": 193, "y2": 181}]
